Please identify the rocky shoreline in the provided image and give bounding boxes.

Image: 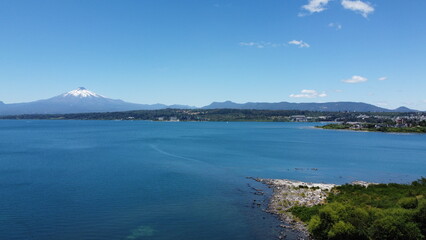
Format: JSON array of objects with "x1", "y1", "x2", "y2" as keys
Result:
[{"x1": 248, "y1": 177, "x2": 376, "y2": 239}]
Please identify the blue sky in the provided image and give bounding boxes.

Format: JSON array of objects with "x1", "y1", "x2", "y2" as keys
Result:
[{"x1": 1, "y1": 0, "x2": 426, "y2": 110}]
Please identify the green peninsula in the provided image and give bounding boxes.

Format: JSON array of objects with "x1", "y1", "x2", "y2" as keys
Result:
[
  {"x1": 289, "y1": 178, "x2": 426, "y2": 240},
  {"x1": 257, "y1": 178, "x2": 426, "y2": 240},
  {"x1": 320, "y1": 123, "x2": 426, "y2": 133}
]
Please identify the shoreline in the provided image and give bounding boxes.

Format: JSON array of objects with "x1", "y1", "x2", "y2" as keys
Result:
[
  {"x1": 317, "y1": 125, "x2": 426, "y2": 134},
  {"x1": 319, "y1": 127, "x2": 423, "y2": 135},
  {"x1": 249, "y1": 177, "x2": 376, "y2": 239}
]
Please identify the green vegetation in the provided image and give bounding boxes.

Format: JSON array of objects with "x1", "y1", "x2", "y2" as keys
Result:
[
  {"x1": 290, "y1": 178, "x2": 426, "y2": 240},
  {"x1": 297, "y1": 185, "x2": 320, "y2": 190},
  {"x1": 321, "y1": 124, "x2": 352, "y2": 130},
  {"x1": 321, "y1": 123, "x2": 426, "y2": 133}
]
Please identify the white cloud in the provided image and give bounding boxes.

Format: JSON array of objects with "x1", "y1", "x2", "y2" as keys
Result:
[
  {"x1": 239, "y1": 42, "x2": 264, "y2": 48},
  {"x1": 288, "y1": 40, "x2": 310, "y2": 48},
  {"x1": 240, "y1": 41, "x2": 310, "y2": 49},
  {"x1": 302, "y1": 0, "x2": 332, "y2": 14},
  {"x1": 239, "y1": 42, "x2": 284, "y2": 48},
  {"x1": 341, "y1": 0, "x2": 374, "y2": 18},
  {"x1": 328, "y1": 22, "x2": 342, "y2": 30},
  {"x1": 378, "y1": 76, "x2": 387, "y2": 81},
  {"x1": 289, "y1": 89, "x2": 327, "y2": 98},
  {"x1": 342, "y1": 75, "x2": 368, "y2": 83}
]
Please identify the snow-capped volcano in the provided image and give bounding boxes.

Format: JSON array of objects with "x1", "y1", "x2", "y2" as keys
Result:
[
  {"x1": 62, "y1": 87, "x2": 104, "y2": 98},
  {"x1": 0, "y1": 87, "x2": 192, "y2": 115}
]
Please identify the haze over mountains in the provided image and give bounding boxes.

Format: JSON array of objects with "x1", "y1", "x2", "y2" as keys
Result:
[{"x1": 0, "y1": 87, "x2": 417, "y2": 115}]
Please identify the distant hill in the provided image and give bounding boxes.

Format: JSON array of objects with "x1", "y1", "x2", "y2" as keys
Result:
[
  {"x1": 0, "y1": 87, "x2": 193, "y2": 115},
  {"x1": 393, "y1": 106, "x2": 416, "y2": 112},
  {"x1": 202, "y1": 101, "x2": 417, "y2": 112}
]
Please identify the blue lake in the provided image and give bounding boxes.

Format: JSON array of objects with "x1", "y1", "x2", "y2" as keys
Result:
[{"x1": 0, "y1": 120, "x2": 425, "y2": 239}]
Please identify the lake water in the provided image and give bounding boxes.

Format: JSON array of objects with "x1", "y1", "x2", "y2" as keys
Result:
[{"x1": 0, "y1": 120, "x2": 425, "y2": 240}]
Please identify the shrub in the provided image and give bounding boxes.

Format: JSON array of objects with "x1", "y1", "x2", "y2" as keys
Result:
[
  {"x1": 370, "y1": 214, "x2": 423, "y2": 240},
  {"x1": 327, "y1": 221, "x2": 357, "y2": 240},
  {"x1": 415, "y1": 199, "x2": 426, "y2": 236},
  {"x1": 398, "y1": 197, "x2": 418, "y2": 209}
]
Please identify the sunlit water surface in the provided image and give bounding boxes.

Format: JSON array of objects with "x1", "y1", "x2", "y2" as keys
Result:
[{"x1": 1, "y1": 120, "x2": 425, "y2": 240}]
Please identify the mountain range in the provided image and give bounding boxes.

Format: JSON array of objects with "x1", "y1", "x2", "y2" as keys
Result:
[
  {"x1": 202, "y1": 101, "x2": 415, "y2": 112},
  {"x1": 0, "y1": 87, "x2": 418, "y2": 115}
]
